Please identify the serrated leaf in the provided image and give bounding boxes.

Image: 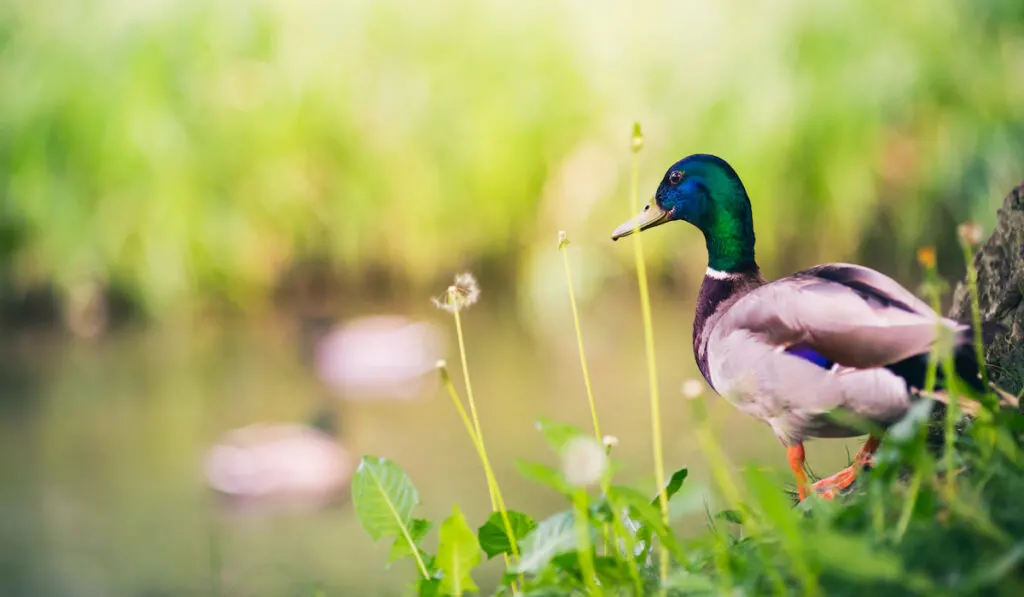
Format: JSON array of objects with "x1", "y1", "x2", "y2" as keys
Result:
[
  {"x1": 515, "y1": 510, "x2": 580, "y2": 574},
  {"x1": 478, "y1": 510, "x2": 537, "y2": 559},
  {"x1": 352, "y1": 456, "x2": 419, "y2": 541},
  {"x1": 607, "y1": 485, "x2": 685, "y2": 563},
  {"x1": 389, "y1": 518, "x2": 432, "y2": 564},
  {"x1": 651, "y1": 467, "x2": 688, "y2": 507},
  {"x1": 517, "y1": 460, "x2": 572, "y2": 495},
  {"x1": 535, "y1": 417, "x2": 586, "y2": 452},
  {"x1": 436, "y1": 505, "x2": 481, "y2": 596}
]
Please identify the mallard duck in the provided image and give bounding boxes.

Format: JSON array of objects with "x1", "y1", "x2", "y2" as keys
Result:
[{"x1": 611, "y1": 153, "x2": 1018, "y2": 500}]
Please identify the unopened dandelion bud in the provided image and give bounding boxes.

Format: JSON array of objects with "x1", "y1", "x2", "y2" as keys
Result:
[
  {"x1": 630, "y1": 123, "x2": 644, "y2": 153},
  {"x1": 558, "y1": 230, "x2": 569, "y2": 249},
  {"x1": 436, "y1": 360, "x2": 451, "y2": 382}
]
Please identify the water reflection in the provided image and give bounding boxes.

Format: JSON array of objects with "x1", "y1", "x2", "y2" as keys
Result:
[
  {"x1": 0, "y1": 296, "x2": 862, "y2": 596},
  {"x1": 204, "y1": 418, "x2": 353, "y2": 517},
  {"x1": 315, "y1": 316, "x2": 444, "y2": 401}
]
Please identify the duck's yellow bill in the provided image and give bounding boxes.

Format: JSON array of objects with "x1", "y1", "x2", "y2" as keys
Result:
[{"x1": 611, "y1": 201, "x2": 670, "y2": 240}]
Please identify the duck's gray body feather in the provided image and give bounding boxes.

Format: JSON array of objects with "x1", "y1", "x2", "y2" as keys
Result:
[{"x1": 696, "y1": 263, "x2": 966, "y2": 446}]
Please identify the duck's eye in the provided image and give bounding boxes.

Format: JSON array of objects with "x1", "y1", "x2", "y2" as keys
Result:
[{"x1": 668, "y1": 170, "x2": 684, "y2": 185}]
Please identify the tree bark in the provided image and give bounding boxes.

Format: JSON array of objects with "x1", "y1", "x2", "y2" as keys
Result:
[{"x1": 949, "y1": 181, "x2": 1024, "y2": 396}]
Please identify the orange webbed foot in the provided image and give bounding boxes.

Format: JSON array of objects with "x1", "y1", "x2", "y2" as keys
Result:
[
  {"x1": 790, "y1": 437, "x2": 880, "y2": 502},
  {"x1": 811, "y1": 465, "x2": 860, "y2": 500}
]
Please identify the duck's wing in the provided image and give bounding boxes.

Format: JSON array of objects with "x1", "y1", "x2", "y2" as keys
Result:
[{"x1": 713, "y1": 263, "x2": 963, "y2": 370}]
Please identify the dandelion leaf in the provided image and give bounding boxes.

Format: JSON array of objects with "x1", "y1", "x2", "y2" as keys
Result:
[
  {"x1": 436, "y1": 505, "x2": 481, "y2": 596},
  {"x1": 515, "y1": 510, "x2": 579, "y2": 574},
  {"x1": 389, "y1": 518, "x2": 432, "y2": 565},
  {"x1": 477, "y1": 510, "x2": 537, "y2": 559},
  {"x1": 351, "y1": 456, "x2": 419, "y2": 542}
]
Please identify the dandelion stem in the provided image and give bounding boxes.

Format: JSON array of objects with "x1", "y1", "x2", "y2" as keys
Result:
[
  {"x1": 690, "y1": 397, "x2": 743, "y2": 509},
  {"x1": 896, "y1": 248, "x2": 943, "y2": 543},
  {"x1": 572, "y1": 487, "x2": 603, "y2": 597},
  {"x1": 961, "y1": 238, "x2": 992, "y2": 401},
  {"x1": 894, "y1": 467, "x2": 922, "y2": 542},
  {"x1": 626, "y1": 123, "x2": 671, "y2": 588},
  {"x1": 607, "y1": 500, "x2": 644, "y2": 596},
  {"x1": 439, "y1": 365, "x2": 522, "y2": 585},
  {"x1": 559, "y1": 233, "x2": 602, "y2": 440},
  {"x1": 452, "y1": 308, "x2": 493, "y2": 508},
  {"x1": 920, "y1": 252, "x2": 961, "y2": 495}
]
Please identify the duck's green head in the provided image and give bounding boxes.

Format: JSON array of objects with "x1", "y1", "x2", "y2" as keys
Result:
[{"x1": 611, "y1": 154, "x2": 757, "y2": 273}]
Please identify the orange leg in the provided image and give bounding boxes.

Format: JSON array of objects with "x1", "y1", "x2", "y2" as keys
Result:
[
  {"x1": 811, "y1": 436, "x2": 881, "y2": 500},
  {"x1": 787, "y1": 444, "x2": 809, "y2": 501}
]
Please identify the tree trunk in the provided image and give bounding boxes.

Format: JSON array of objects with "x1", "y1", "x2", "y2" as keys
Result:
[{"x1": 949, "y1": 181, "x2": 1024, "y2": 396}]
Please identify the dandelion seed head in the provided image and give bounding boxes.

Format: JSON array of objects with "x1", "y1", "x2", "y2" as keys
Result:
[
  {"x1": 562, "y1": 435, "x2": 607, "y2": 487},
  {"x1": 602, "y1": 434, "x2": 619, "y2": 448},
  {"x1": 435, "y1": 359, "x2": 447, "y2": 369},
  {"x1": 681, "y1": 379, "x2": 705, "y2": 399},
  {"x1": 957, "y1": 221, "x2": 983, "y2": 246},
  {"x1": 558, "y1": 230, "x2": 569, "y2": 249},
  {"x1": 431, "y1": 272, "x2": 481, "y2": 313}
]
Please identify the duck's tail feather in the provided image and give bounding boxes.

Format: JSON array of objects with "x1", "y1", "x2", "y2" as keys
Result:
[
  {"x1": 888, "y1": 328, "x2": 1019, "y2": 414},
  {"x1": 885, "y1": 347, "x2": 985, "y2": 394},
  {"x1": 956, "y1": 321, "x2": 1007, "y2": 346}
]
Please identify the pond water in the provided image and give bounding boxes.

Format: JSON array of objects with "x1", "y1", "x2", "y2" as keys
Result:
[{"x1": 0, "y1": 293, "x2": 861, "y2": 596}]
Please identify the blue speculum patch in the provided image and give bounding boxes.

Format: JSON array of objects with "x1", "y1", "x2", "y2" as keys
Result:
[{"x1": 785, "y1": 344, "x2": 835, "y2": 370}]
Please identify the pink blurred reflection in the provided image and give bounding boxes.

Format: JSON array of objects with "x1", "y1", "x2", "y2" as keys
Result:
[
  {"x1": 204, "y1": 423, "x2": 352, "y2": 515},
  {"x1": 315, "y1": 315, "x2": 444, "y2": 401}
]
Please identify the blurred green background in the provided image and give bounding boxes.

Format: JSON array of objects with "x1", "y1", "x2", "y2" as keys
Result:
[{"x1": 1, "y1": 0, "x2": 1022, "y2": 595}]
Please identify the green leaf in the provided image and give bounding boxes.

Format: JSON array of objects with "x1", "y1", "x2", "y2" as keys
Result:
[
  {"x1": 417, "y1": 577, "x2": 441, "y2": 597},
  {"x1": 744, "y1": 467, "x2": 801, "y2": 546},
  {"x1": 535, "y1": 417, "x2": 586, "y2": 452},
  {"x1": 663, "y1": 569, "x2": 717, "y2": 594},
  {"x1": 806, "y1": 530, "x2": 904, "y2": 581},
  {"x1": 436, "y1": 505, "x2": 481, "y2": 596},
  {"x1": 351, "y1": 456, "x2": 419, "y2": 541},
  {"x1": 477, "y1": 510, "x2": 537, "y2": 559},
  {"x1": 515, "y1": 510, "x2": 580, "y2": 574},
  {"x1": 651, "y1": 467, "x2": 689, "y2": 507},
  {"x1": 716, "y1": 509, "x2": 744, "y2": 525},
  {"x1": 607, "y1": 485, "x2": 686, "y2": 563},
  {"x1": 517, "y1": 460, "x2": 572, "y2": 495},
  {"x1": 592, "y1": 555, "x2": 634, "y2": 586},
  {"x1": 389, "y1": 518, "x2": 432, "y2": 564},
  {"x1": 888, "y1": 399, "x2": 934, "y2": 444}
]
